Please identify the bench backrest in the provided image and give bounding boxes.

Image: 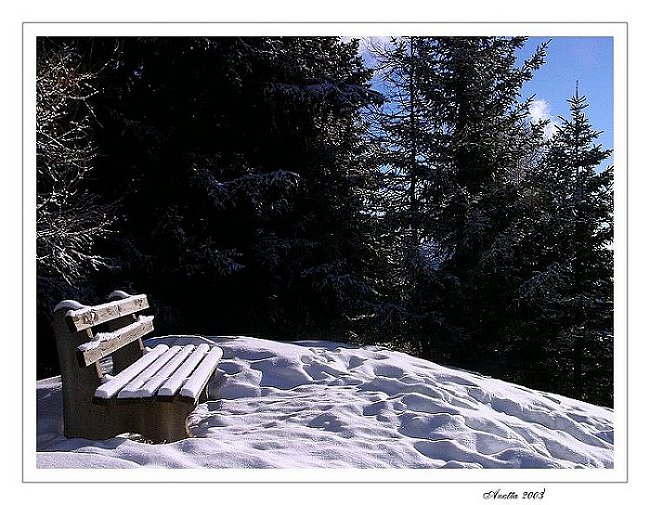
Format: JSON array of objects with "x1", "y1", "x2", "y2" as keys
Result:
[
  {"x1": 53, "y1": 290, "x2": 155, "y2": 380},
  {"x1": 52, "y1": 291, "x2": 157, "y2": 439}
]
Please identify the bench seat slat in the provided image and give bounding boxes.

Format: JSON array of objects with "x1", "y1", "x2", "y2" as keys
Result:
[
  {"x1": 116, "y1": 346, "x2": 183, "y2": 400},
  {"x1": 93, "y1": 344, "x2": 168, "y2": 401},
  {"x1": 179, "y1": 346, "x2": 223, "y2": 402},
  {"x1": 65, "y1": 294, "x2": 149, "y2": 332},
  {"x1": 138, "y1": 345, "x2": 197, "y2": 397},
  {"x1": 157, "y1": 344, "x2": 211, "y2": 399},
  {"x1": 94, "y1": 343, "x2": 223, "y2": 404}
]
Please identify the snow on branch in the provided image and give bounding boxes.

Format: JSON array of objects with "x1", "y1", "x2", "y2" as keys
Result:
[{"x1": 36, "y1": 40, "x2": 115, "y2": 284}]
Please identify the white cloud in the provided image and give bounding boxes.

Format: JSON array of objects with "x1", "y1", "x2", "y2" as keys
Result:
[
  {"x1": 529, "y1": 99, "x2": 551, "y2": 123},
  {"x1": 341, "y1": 36, "x2": 394, "y2": 67},
  {"x1": 528, "y1": 99, "x2": 559, "y2": 138}
]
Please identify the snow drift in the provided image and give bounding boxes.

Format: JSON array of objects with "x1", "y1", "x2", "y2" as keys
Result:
[{"x1": 36, "y1": 335, "x2": 613, "y2": 469}]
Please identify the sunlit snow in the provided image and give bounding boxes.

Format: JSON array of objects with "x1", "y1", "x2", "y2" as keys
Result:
[{"x1": 36, "y1": 335, "x2": 613, "y2": 469}]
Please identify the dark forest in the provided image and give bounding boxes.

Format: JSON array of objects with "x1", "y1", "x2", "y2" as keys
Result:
[{"x1": 36, "y1": 36, "x2": 613, "y2": 407}]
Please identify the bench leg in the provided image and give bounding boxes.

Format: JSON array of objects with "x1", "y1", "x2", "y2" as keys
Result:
[
  {"x1": 63, "y1": 401, "x2": 125, "y2": 440},
  {"x1": 125, "y1": 402, "x2": 196, "y2": 443},
  {"x1": 62, "y1": 401, "x2": 195, "y2": 443}
]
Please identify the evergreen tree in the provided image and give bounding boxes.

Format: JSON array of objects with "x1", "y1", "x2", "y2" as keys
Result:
[
  {"x1": 371, "y1": 36, "x2": 547, "y2": 362},
  {"x1": 88, "y1": 36, "x2": 382, "y2": 341},
  {"x1": 422, "y1": 37, "x2": 547, "y2": 368},
  {"x1": 512, "y1": 90, "x2": 613, "y2": 405},
  {"x1": 236, "y1": 37, "x2": 384, "y2": 340},
  {"x1": 370, "y1": 37, "x2": 445, "y2": 351}
]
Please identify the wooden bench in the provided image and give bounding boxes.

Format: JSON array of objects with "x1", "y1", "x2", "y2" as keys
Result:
[{"x1": 52, "y1": 290, "x2": 223, "y2": 442}]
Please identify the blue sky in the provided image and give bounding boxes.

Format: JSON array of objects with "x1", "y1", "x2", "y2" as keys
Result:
[{"x1": 518, "y1": 37, "x2": 614, "y2": 157}]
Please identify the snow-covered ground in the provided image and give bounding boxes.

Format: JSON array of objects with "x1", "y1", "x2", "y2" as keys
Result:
[{"x1": 36, "y1": 335, "x2": 613, "y2": 470}]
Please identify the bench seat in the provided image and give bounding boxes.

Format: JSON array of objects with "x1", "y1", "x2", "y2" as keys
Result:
[{"x1": 94, "y1": 343, "x2": 223, "y2": 404}]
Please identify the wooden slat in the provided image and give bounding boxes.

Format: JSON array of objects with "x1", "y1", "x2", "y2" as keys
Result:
[
  {"x1": 157, "y1": 344, "x2": 210, "y2": 400},
  {"x1": 116, "y1": 346, "x2": 183, "y2": 401},
  {"x1": 93, "y1": 344, "x2": 169, "y2": 402},
  {"x1": 137, "y1": 345, "x2": 197, "y2": 399},
  {"x1": 179, "y1": 346, "x2": 223, "y2": 403},
  {"x1": 65, "y1": 294, "x2": 149, "y2": 332},
  {"x1": 77, "y1": 315, "x2": 154, "y2": 367}
]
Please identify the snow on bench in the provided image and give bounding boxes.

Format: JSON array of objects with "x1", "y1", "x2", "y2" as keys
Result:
[{"x1": 53, "y1": 291, "x2": 223, "y2": 442}]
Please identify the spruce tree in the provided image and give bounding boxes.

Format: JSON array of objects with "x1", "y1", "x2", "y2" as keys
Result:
[
  {"x1": 370, "y1": 37, "x2": 445, "y2": 351},
  {"x1": 86, "y1": 36, "x2": 382, "y2": 342},
  {"x1": 371, "y1": 36, "x2": 547, "y2": 362},
  {"x1": 514, "y1": 89, "x2": 613, "y2": 405}
]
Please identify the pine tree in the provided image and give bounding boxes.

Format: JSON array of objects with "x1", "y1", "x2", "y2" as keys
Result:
[
  {"x1": 418, "y1": 37, "x2": 549, "y2": 369},
  {"x1": 513, "y1": 89, "x2": 613, "y2": 405},
  {"x1": 371, "y1": 36, "x2": 547, "y2": 362},
  {"x1": 84, "y1": 36, "x2": 382, "y2": 342},
  {"x1": 369, "y1": 37, "x2": 445, "y2": 351},
  {"x1": 244, "y1": 37, "x2": 384, "y2": 340}
]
